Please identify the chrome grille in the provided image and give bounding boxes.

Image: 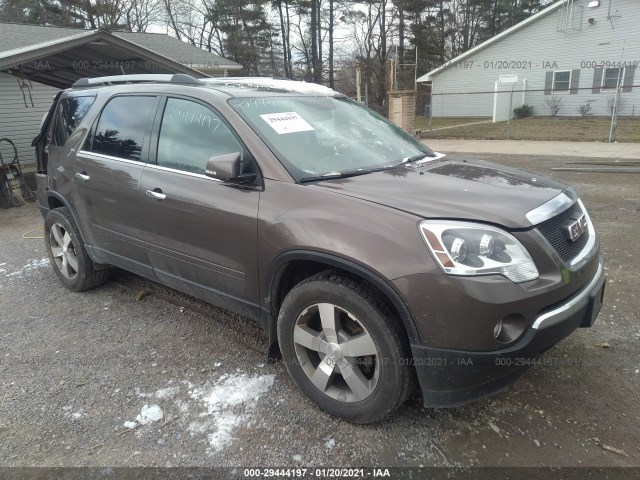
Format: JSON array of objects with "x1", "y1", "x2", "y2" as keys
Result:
[{"x1": 536, "y1": 202, "x2": 590, "y2": 262}]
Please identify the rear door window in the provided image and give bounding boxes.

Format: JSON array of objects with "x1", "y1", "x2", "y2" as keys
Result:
[
  {"x1": 90, "y1": 96, "x2": 157, "y2": 162},
  {"x1": 52, "y1": 96, "x2": 95, "y2": 146}
]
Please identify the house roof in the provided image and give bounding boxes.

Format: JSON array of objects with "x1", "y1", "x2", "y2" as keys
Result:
[
  {"x1": 0, "y1": 22, "x2": 242, "y2": 71},
  {"x1": 417, "y1": 0, "x2": 564, "y2": 82},
  {"x1": 113, "y1": 32, "x2": 241, "y2": 71}
]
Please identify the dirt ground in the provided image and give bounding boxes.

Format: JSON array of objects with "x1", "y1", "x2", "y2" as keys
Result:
[
  {"x1": 415, "y1": 116, "x2": 640, "y2": 143},
  {"x1": 0, "y1": 153, "x2": 638, "y2": 468}
]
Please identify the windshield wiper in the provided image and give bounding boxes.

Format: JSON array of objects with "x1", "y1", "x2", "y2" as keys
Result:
[
  {"x1": 401, "y1": 152, "x2": 437, "y2": 164},
  {"x1": 300, "y1": 165, "x2": 393, "y2": 183}
]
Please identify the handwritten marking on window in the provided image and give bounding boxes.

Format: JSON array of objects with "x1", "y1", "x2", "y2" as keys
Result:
[{"x1": 166, "y1": 108, "x2": 220, "y2": 133}]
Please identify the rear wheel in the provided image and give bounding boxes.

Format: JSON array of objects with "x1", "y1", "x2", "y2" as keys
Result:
[
  {"x1": 44, "y1": 207, "x2": 109, "y2": 292},
  {"x1": 278, "y1": 271, "x2": 414, "y2": 423}
]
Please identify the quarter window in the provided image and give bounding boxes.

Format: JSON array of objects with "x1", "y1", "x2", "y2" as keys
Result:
[
  {"x1": 52, "y1": 96, "x2": 95, "y2": 146},
  {"x1": 156, "y1": 98, "x2": 242, "y2": 175},
  {"x1": 552, "y1": 71, "x2": 571, "y2": 92},
  {"x1": 602, "y1": 67, "x2": 622, "y2": 89},
  {"x1": 91, "y1": 96, "x2": 156, "y2": 161}
]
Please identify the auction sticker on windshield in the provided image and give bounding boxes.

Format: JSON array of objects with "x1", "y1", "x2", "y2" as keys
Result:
[{"x1": 260, "y1": 112, "x2": 314, "y2": 134}]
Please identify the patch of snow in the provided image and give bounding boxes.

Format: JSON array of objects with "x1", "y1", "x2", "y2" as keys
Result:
[
  {"x1": 62, "y1": 406, "x2": 84, "y2": 420},
  {"x1": 292, "y1": 454, "x2": 302, "y2": 462},
  {"x1": 123, "y1": 421, "x2": 137, "y2": 429},
  {"x1": 189, "y1": 373, "x2": 275, "y2": 453},
  {"x1": 325, "y1": 438, "x2": 336, "y2": 449},
  {"x1": 134, "y1": 387, "x2": 149, "y2": 398},
  {"x1": 136, "y1": 404, "x2": 164, "y2": 425},
  {"x1": 3, "y1": 258, "x2": 49, "y2": 280},
  {"x1": 203, "y1": 77, "x2": 340, "y2": 96},
  {"x1": 206, "y1": 414, "x2": 241, "y2": 453},
  {"x1": 176, "y1": 400, "x2": 190, "y2": 414},
  {"x1": 192, "y1": 374, "x2": 275, "y2": 412},
  {"x1": 155, "y1": 386, "x2": 179, "y2": 399}
]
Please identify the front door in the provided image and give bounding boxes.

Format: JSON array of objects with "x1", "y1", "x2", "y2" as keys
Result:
[{"x1": 139, "y1": 97, "x2": 261, "y2": 317}]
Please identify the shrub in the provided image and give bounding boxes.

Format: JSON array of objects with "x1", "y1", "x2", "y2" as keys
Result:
[
  {"x1": 544, "y1": 97, "x2": 563, "y2": 116},
  {"x1": 513, "y1": 104, "x2": 535, "y2": 118},
  {"x1": 577, "y1": 102, "x2": 592, "y2": 116}
]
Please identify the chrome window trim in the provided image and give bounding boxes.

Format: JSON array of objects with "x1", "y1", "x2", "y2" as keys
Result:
[
  {"x1": 525, "y1": 189, "x2": 578, "y2": 225},
  {"x1": 144, "y1": 163, "x2": 222, "y2": 182},
  {"x1": 78, "y1": 151, "x2": 222, "y2": 182},
  {"x1": 78, "y1": 150, "x2": 144, "y2": 166},
  {"x1": 532, "y1": 261, "x2": 603, "y2": 330}
]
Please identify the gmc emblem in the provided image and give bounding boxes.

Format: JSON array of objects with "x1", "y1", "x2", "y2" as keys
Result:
[{"x1": 563, "y1": 214, "x2": 588, "y2": 242}]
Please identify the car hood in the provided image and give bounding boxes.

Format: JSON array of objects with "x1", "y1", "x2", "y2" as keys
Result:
[{"x1": 311, "y1": 155, "x2": 571, "y2": 229}]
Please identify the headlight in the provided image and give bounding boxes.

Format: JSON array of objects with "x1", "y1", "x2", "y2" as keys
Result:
[{"x1": 419, "y1": 221, "x2": 539, "y2": 283}]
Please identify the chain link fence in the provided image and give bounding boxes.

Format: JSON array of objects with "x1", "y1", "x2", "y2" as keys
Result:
[{"x1": 417, "y1": 84, "x2": 640, "y2": 143}]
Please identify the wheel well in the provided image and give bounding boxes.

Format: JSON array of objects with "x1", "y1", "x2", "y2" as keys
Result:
[
  {"x1": 269, "y1": 259, "x2": 413, "y2": 358},
  {"x1": 48, "y1": 196, "x2": 64, "y2": 210}
]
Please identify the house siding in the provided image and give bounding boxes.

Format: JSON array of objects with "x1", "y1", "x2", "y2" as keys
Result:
[
  {"x1": 428, "y1": 0, "x2": 639, "y2": 118},
  {"x1": 0, "y1": 73, "x2": 58, "y2": 166}
]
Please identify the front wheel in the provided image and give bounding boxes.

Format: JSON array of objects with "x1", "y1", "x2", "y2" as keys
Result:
[
  {"x1": 277, "y1": 271, "x2": 414, "y2": 423},
  {"x1": 44, "y1": 207, "x2": 109, "y2": 292}
]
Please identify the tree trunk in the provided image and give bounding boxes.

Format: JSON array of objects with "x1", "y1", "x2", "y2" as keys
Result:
[
  {"x1": 276, "y1": 0, "x2": 290, "y2": 77},
  {"x1": 311, "y1": 0, "x2": 321, "y2": 84},
  {"x1": 285, "y1": 1, "x2": 293, "y2": 78},
  {"x1": 317, "y1": 0, "x2": 322, "y2": 84},
  {"x1": 398, "y1": 4, "x2": 404, "y2": 65}
]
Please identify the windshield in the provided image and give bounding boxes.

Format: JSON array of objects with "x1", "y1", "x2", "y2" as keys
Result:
[{"x1": 230, "y1": 96, "x2": 433, "y2": 181}]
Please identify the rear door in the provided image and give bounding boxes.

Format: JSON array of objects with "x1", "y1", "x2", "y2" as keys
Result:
[
  {"x1": 139, "y1": 96, "x2": 261, "y2": 317},
  {"x1": 32, "y1": 91, "x2": 62, "y2": 173},
  {"x1": 73, "y1": 95, "x2": 160, "y2": 276}
]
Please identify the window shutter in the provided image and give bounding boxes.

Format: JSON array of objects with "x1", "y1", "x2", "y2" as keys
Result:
[
  {"x1": 622, "y1": 66, "x2": 636, "y2": 93},
  {"x1": 592, "y1": 67, "x2": 603, "y2": 93},
  {"x1": 544, "y1": 71, "x2": 553, "y2": 95},
  {"x1": 569, "y1": 69, "x2": 580, "y2": 94}
]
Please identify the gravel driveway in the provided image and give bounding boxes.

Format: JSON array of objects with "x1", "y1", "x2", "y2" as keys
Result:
[{"x1": 0, "y1": 154, "x2": 638, "y2": 468}]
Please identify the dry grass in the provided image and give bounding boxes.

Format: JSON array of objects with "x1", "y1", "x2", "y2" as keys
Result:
[{"x1": 416, "y1": 116, "x2": 640, "y2": 143}]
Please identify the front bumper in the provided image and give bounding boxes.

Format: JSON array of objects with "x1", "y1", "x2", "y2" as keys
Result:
[{"x1": 411, "y1": 261, "x2": 606, "y2": 408}]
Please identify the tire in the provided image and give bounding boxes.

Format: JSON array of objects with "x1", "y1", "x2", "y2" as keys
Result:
[
  {"x1": 44, "y1": 207, "x2": 109, "y2": 292},
  {"x1": 277, "y1": 271, "x2": 414, "y2": 423}
]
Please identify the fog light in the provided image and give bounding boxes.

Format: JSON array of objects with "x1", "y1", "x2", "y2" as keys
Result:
[
  {"x1": 493, "y1": 319, "x2": 503, "y2": 339},
  {"x1": 496, "y1": 314, "x2": 527, "y2": 344}
]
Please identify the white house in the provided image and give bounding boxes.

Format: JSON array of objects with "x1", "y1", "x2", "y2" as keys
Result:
[{"x1": 417, "y1": 0, "x2": 639, "y2": 120}]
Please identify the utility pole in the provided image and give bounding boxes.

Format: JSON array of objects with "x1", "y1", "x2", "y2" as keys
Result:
[{"x1": 609, "y1": 67, "x2": 624, "y2": 143}]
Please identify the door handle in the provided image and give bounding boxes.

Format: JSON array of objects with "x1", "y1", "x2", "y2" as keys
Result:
[
  {"x1": 75, "y1": 172, "x2": 90, "y2": 182},
  {"x1": 145, "y1": 189, "x2": 167, "y2": 201}
]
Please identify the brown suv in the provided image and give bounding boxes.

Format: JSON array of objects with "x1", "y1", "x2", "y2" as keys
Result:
[{"x1": 33, "y1": 74, "x2": 605, "y2": 423}]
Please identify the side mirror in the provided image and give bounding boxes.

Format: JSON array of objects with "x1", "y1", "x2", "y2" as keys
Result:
[{"x1": 205, "y1": 152, "x2": 241, "y2": 181}]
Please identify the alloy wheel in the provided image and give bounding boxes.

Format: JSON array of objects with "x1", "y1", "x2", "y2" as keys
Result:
[
  {"x1": 49, "y1": 222, "x2": 79, "y2": 280},
  {"x1": 293, "y1": 303, "x2": 380, "y2": 403}
]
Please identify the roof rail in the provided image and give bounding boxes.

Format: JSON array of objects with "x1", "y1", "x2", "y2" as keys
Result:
[{"x1": 72, "y1": 73, "x2": 202, "y2": 88}]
